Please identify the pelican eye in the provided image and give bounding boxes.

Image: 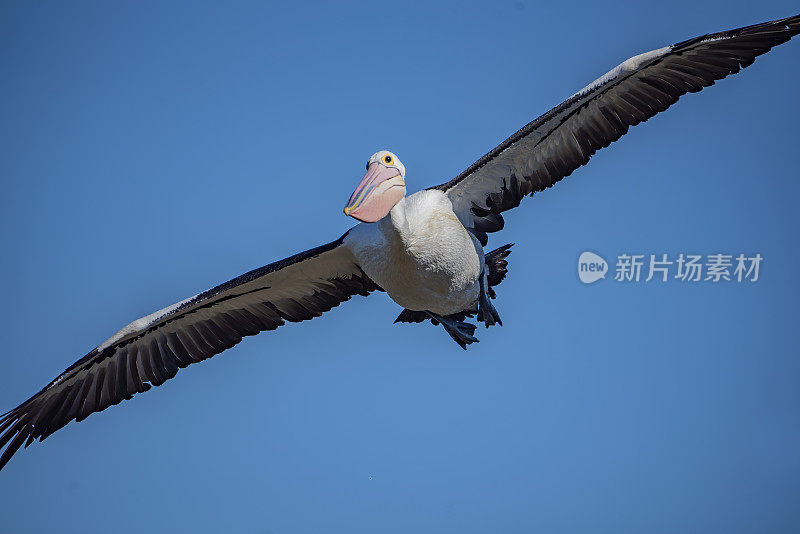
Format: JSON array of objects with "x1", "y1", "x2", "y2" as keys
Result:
[{"x1": 383, "y1": 155, "x2": 393, "y2": 165}]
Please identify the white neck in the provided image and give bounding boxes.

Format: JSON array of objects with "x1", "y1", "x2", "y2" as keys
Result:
[{"x1": 378, "y1": 197, "x2": 410, "y2": 247}]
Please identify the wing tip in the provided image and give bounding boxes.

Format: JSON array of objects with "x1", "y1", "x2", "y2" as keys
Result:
[{"x1": 673, "y1": 13, "x2": 800, "y2": 50}]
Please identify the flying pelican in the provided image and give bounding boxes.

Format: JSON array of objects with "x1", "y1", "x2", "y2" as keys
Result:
[{"x1": 1, "y1": 14, "x2": 798, "y2": 470}]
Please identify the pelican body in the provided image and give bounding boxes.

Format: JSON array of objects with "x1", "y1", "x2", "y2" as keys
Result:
[
  {"x1": 346, "y1": 188, "x2": 483, "y2": 316},
  {"x1": 341, "y1": 150, "x2": 506, "y2": 346},
  {"x1": 1, "y1": 14, "x2": 798, "y2": 470}
]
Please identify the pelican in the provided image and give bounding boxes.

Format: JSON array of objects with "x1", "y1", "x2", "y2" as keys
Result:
[{"x1": 1, "y1": 14, "x2": 798, "y2": 470}]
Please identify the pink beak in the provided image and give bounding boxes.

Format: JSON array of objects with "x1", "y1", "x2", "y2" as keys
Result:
[{"x1": 344, "y1": 163, "x2": 405, "y2": 223}]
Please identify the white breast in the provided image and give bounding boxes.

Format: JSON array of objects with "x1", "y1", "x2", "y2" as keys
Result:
[{"x1": 345, "y1": 190, "x2": 483, "y2": 315}]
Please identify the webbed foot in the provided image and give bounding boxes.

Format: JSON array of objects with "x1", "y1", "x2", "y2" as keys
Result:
[{"x1": 425, "y1": 312, "x2": 479, "y2": 350}]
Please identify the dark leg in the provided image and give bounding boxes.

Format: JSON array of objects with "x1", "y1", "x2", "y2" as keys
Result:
[
  {"x1": 478, "y1": 273, "x2": 502, "y2": 328},
  {"x1": 425, "y1": 311, "x2": 479, "y2": 350}
]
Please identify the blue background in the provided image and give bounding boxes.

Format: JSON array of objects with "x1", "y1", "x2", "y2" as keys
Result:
[{"x1": 1, "y1": 1, "x2": 798, "y2": 532}]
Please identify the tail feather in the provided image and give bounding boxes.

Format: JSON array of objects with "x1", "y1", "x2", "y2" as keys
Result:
[
  {"x1": 394, "y1": 309, "x2": 473, "y2": 325},
  {"x1": 394, "y1": 309, "x2": 428, "y2": 324}
]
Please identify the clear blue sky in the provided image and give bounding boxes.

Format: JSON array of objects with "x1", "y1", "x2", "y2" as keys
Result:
[{"x1": 1, "y1": 1, "x2": 798, "y2": 532}]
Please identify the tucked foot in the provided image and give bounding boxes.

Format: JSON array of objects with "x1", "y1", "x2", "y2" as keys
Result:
[
  {"x1": 478, "y1": 274, "x2": 502, "y2": 328},
  {"x1": 426, "y1": 311, "x2": 479, "y2": 350}
]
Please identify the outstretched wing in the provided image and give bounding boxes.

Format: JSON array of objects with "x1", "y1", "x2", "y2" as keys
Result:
[
  {"x1": 431, "y1": 14, "x2": 800, "y2": 245},
  {"x1": 0, "y1": 233, "x2": 377, "y2": 469}
]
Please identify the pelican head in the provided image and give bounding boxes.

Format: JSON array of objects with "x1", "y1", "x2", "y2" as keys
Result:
[{"x1": 343, "y1": 150, "x2": 406, "y2": 223}]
